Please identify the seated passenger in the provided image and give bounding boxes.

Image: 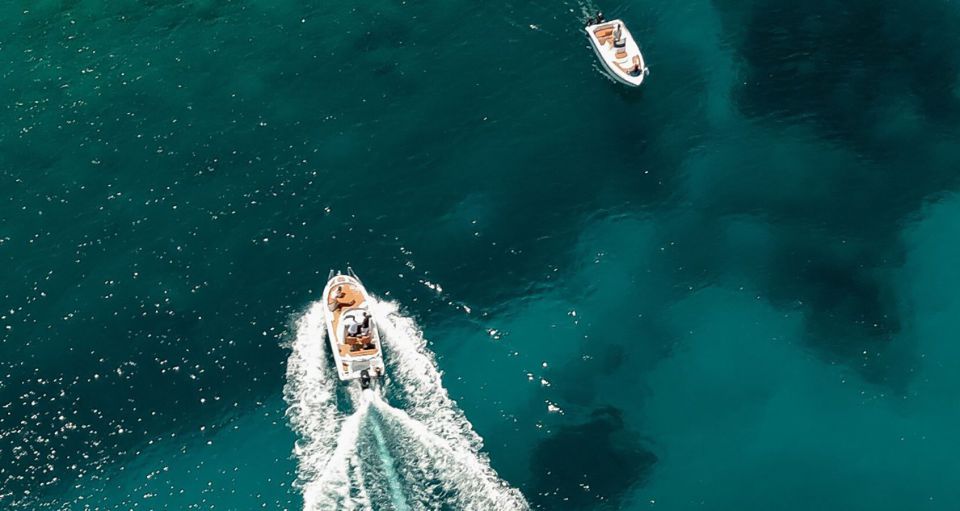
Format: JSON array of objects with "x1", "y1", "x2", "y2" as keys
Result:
[
  {"x1": 347, "y1": 321, "x2": 362, "y2": 337},
  {"x1": 329, "y1": 286, "x2": 357, "y2": 311}
]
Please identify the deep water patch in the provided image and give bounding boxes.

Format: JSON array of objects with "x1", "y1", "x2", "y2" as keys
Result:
[
  {"x1": 724, "y1": 0, "x2": 960, "y2": 143},
  {"x1": 529, "y1": 407, "x2": 657, "y2": 510}
]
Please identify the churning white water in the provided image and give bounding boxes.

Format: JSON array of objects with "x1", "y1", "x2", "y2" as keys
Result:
[{"x1": 284, "y1": 298, "x2": 528, "y2": 511}]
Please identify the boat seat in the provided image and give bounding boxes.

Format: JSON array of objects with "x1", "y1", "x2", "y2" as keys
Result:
[
  {"x1": 340, "y1": 336, "x2": 375, "y2": 356},
  {"x1": 342, "y1": 332, "x2": 373, "y2": 353},
  {"x1": 595, "y1": 27, "x2": 615, "y2": 45},
  {"x1": 345, "y1": 333, "x2": 371, "y2": 346},
  {"x1": 615, "y1": 49, "x2": 627, "y2": 59}
]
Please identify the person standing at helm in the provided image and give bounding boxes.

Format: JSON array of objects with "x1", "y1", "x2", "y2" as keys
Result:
[{"x1": 359, "y1": 312, "x2": 371, "y2": 336}]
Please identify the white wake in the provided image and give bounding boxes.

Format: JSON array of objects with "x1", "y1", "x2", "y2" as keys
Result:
[{"x1": 284, "y1": 297, "x2": 528, "y2": 511}]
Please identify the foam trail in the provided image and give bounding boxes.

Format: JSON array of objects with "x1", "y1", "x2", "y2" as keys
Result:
[
  {"x1": 350, "y1": 450, "x2": 373, "y2": 511},
  {"x1": 368, "y1": 406, "x2": 411, "y2": 511},
  {"x1": 285, "y1": 303, "x2": 372, "y2": 510},
  {"x1": 577, "y1": 0, "x2": 599, "y2": 19},
  {"x1": 370, "y1": 298, "x2": 529, "y2": 510},
  {"x1": 370, "y1": 299, "x2": 483, "y2": 450},
  {"x1": 283, "y1": 302, "x2": 342, "y2": 507},
  {"x1": 372, "y1": 395, "x2": 527, "y2": 510},
  {"x1": 310, "y1": 400, "x2": 370, "y2": 508},
  {"x1": 286, "y1": 298, "x2": 528, "y2": 510}
]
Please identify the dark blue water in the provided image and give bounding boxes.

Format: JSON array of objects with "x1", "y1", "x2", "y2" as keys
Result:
[{"x1": 2, "y1": 0, "x2": 960, "y2": 509}]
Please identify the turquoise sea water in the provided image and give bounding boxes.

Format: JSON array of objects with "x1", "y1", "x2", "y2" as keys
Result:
[{"x1": 3, "y1": 0, "x2": 960, "y2": 509}]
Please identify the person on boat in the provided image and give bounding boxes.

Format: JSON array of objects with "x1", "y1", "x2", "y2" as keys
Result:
[
  {"x1": 330, "y1": 285, "x2": 358, "y2": 311},
  {"x1": 359, "y1": 312, "x2": 371, "y2": 335},
  {"x1": 329, "y1": 286, "x2": 345, "y2": 311},
  {"x1": 586, "y1": 16, "x2": 595, "y2": 26},
  {"x1": 341, "y1": 315, "x2": 361, "y2": 351},
  {"x1": 358, "y1": 313, "x2": 375, "y2": 349},
  {"x1": 346, "y1": 317, "x2": 362, "y2": 337},
  {"x1": 597, "y1": 12, "x2": 605, "y2": 22}
]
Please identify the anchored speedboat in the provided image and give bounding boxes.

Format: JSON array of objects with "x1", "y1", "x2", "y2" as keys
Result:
[
  {"x1": 585, "y1": 16, "x2": 649, "y2": 87},
  {"x1": 322, "y1": 268, "x2": 385, "y2": 388}
]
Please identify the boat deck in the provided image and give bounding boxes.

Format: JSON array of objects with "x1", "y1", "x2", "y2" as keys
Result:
[
  {"x1": 587, "y1": 19, "x2": 647, "y2": 86},
  {"x1": 327, "y1": 283, "x2": 379, "y2": 358}
]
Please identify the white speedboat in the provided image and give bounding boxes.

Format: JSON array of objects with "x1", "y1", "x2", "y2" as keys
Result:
[
  {"x1": 586, "y1": 19, "x2": 649, "y2": 87},
  {"x1": 322, "y1": 268, "x2": 385, "y2": 388}
]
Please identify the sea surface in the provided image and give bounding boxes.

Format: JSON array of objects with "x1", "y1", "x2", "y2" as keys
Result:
[{"x1": 2, "y1": 0, "x2": 960, "y2": 509}]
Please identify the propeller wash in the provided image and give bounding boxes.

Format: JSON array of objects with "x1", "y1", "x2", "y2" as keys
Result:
[{"x1": 283, "y1": 280, "x2": 528, "y2": 510}]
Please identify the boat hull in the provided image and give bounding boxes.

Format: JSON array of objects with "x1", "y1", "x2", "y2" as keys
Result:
[
  {"x1": 589, "y1": 41, "x2": 642, "y2": 87},
  {"x1": 586, "y1": 19, "x2": 648, "y2": 87},
  {"x1": 322, "y1": 272, "x2": 386, "y2": 384}
]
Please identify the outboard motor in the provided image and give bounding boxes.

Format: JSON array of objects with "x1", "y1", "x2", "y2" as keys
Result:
[{"x1": 360, "y1": 369, "x2": 372, "y2": 390}]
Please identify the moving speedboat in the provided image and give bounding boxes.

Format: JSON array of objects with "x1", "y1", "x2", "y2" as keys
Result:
[
  {"x1": 322, "y1": 268, "x2": 385, "y2": 388},
  {"x1": 585, "y1": 18, "x2": 649, "y2": 87}
]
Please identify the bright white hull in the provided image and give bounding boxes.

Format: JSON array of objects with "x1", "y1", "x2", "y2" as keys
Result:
[
  {"x1": 586, "y1": 19, "x2": 649, "y2": 87},
  {"x1": 322, "y1": 272, "x2": 386, "y2": 384}
]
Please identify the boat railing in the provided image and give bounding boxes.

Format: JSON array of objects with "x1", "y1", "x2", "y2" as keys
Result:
[{"x1": 347, "y1": 266, "x2": 364, "y2": 285}]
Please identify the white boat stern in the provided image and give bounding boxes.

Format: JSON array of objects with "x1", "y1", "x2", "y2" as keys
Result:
[{"x1": 322, "y1": 270, "x2": 387, "y2": 387}]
